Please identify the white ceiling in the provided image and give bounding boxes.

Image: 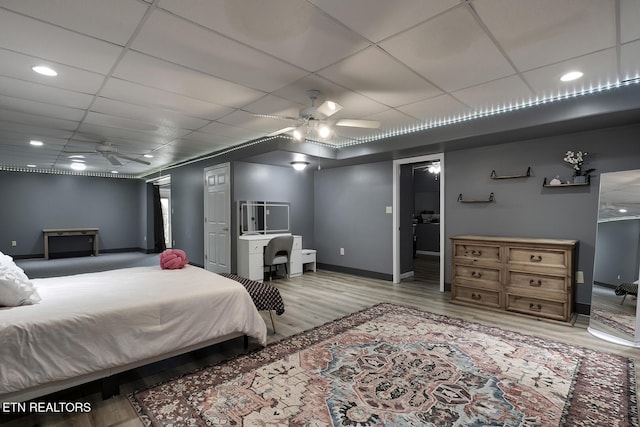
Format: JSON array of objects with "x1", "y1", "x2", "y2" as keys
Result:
[{"x1": 0, "y1": 0, "x2": 639, "y2": 176}]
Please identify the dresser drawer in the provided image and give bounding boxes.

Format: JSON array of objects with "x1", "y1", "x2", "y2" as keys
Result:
[
  {"x1": 507, "y1": 246, "x2": 568, "y2": 271},
  {"x1": 453, "y1": 285, "x2": 501, "y2": 308},
  {"x1": 453, "y1": 242, "x2": 501, "y2": 263},
  {"x1": 454, "y1": 264, "x2": 501, "y2": 289},
  {"x1": 506, "y1": 271, "x2": 567, "y2": 294},
  {"x1": 506, "y1": 294, "x2": 567, "y2": 321}
]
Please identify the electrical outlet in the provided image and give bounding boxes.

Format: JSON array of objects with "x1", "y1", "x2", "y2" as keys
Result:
[
  {"x1": 11, "y1": 240, "x2": 17, "y2": 247},
  {"x1": 340, "y1": 247, "x2": 345, "y2": 255},
  {"x1": 576, "y1": 271, "x2": 584, "y2": 284}
]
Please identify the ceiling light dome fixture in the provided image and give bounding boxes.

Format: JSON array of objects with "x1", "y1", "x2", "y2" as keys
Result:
[
  {"x1": 32, "y1": 65, "x2": 58, "y2": 77},
  {"x1": 290, "y1": 161, "x2": 309, "y2": 171},
  {"x1": 560, "y1": 71, "x2": 583, "y2": 82}
]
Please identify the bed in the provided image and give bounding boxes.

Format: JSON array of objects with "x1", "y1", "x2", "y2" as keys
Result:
[{"x1": 0, "y1": 265, "x2": 267, "y2": 403}]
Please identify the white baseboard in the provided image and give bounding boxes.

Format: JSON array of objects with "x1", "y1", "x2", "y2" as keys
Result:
[
  {"x1": 416, "y1": 250, "x2": 441, "y2": 256},
  {"x1": 400, "y1": 271, "x2": 414, "y2": 280}
]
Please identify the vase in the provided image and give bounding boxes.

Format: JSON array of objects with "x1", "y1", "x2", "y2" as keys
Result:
[{"x1": 573, "y1": 175, "x2": 587, "y2": 184}]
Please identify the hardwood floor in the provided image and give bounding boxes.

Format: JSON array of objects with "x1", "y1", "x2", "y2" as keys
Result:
[{"x1": 4, "y1": 263, "x2": 639, "y2": 427}]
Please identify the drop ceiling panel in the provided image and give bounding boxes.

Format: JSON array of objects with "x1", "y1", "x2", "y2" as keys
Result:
[
  {"x1": 0, "y1": 0, "x2": 148, "y2": 46},
  {"x1": 158, "y1": 0, "x2": 370, "y2": 71},
  {"x1": 131, "y1": 9, "x2": 308, "y2": 92},
  {"x1": 0, "y1": 49, "x2": 106, "y2": 94},
  {"x1": 396, "y1": 94, "x2": 471, "y2": 123},
  {"x1": 318, "y1": 46, "x2": 442, "y2": 107},
  {"x1": 473, "y1": 0, "x2": 616, "y2": 71},
  {"x1": 620, "y1": 0, "x2": 640, "y2": 43},
  {"x1": 0, "y1": 110, "x2": 78, "y2": 132},
  {"x1": 91, "y1": 98, "x2": 210, "y2": 131},
  {"x1": 0, "y1": 10, "x2": 123, "y2": 74},
  {"x1": 197, "y1": 121, "x2": 264, "y2": 141},
  {"x1": 523, "y1": 49, "x2": 618, "y2": 96},
  {"x1": 75, "y1": 122, "x2": 187, "y2": 148},
  {"x1": 181, "y1": 132, "x2": 238, "y2": 147},
  {"x1": 621, "y1": 41, "x2": 640, "y2": 80},
  {"x1": 100, "y1": 78, "x2": 234, "y2": 121},
  {"x1": 452, "y1": 76, "x2": 533, "y2": 111},
  {"x1": 0, "y1": 96, "x2": 85, "y2": 122},
  {"x1": 309, "y1": 0, "x2": 460, "y2": 43},
  {"x1": 0, "y1": 77, "x2": 93, "y2": 110},
  {"x1": 112, "y1": 51, "x2": 265, "y2": 108},
  {"x1": 380, "y1": 6, "x2": 515, "y2": 92}
]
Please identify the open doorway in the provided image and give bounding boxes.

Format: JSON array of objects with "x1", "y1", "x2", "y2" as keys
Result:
[
  {"x1": 393, "y1": 154, "x2": 444, "y2": 292},
  {"x1": 159, "y1": 186, "x2": 172, "y2": 248}
]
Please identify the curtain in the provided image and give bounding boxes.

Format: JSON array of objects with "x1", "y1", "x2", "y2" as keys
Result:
[{"x1": 152, "y1": 184, "x2": 166, "y2": 253}]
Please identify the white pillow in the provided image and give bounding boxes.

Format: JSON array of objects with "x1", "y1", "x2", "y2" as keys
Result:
[{"x1": 0, "y1": 253, "x2": 41, "y2": 307}]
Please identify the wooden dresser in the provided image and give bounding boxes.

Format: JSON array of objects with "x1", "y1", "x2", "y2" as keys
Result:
[{"x1": 450, "y1": 235, "x2": 577, "y2": 323}]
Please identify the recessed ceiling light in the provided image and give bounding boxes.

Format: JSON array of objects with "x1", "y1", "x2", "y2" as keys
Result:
[
  {"x1": 32, "y1": 65, "x2": 58, "y2": 77},
  {"x1": 68, "y1": 154, "x2": 85, "y2": 159},
  {"x1": 619, "y1": 208, "x2": 628, "y2": 213},
  {"x1": 560, "y1": 71, "x2": 583, "y2": 82},
  {"x1": 70, "y1": 162, "x2": 86, "y2": 171},
  {"x1": 71, "y1": 159, "x2": 85, "y2": 163},
  {"x1": 29, "y1": 140, "x2": 43, "y2": 146},
  {"x1": 27, "y1": 164, "x2": 37, "y2": 168},
  {"x1": 111, "y1": 170, "x2": 119, "y2": 174},
  {"x1": 143, "y1": 154, "x2": 153, "y2": 158}
]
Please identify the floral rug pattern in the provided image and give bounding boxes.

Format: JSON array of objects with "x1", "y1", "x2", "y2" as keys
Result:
[{"x1": 129, "y1": 303, "x2": 638, "y2": 426}]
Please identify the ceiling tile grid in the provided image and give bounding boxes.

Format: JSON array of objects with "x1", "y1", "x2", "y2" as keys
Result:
[{"x1": 0, "y1": 0, "x2": 637, "y2": 175}]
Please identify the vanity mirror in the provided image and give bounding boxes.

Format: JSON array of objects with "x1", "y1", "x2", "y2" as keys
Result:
[
  {"x1": 238, "y1": 201, "x2": 290, "y2": 235},
  {"x1": 588, "y1": 169, "x2": 640, "y2": 347}
]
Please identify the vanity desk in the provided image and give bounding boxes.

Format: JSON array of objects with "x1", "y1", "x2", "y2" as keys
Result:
[{"x1": 237, "y1": 234, "x2": 302, "y2": 282}]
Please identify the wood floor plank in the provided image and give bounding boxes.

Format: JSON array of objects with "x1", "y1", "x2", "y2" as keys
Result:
[{"x1": 3, "y1": 259, "x2": 638, "y2": 426}]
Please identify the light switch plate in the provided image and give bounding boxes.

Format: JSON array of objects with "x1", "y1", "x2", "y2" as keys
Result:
[{"x1": 386, "y1": 206, "x2": 392, "y2": 214}]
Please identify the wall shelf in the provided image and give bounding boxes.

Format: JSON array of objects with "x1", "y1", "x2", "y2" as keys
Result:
[
  {"x1": 490, "y1": 167, "x2": 531, "y2": 179},
  {"x1": 457, "y1": 192, "x2": 495, "y2": 203},
  {"x1": 542, "y1": 177, "x2": 590, "y2": 187}
]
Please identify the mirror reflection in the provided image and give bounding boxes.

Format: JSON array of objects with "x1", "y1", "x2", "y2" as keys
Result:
[
  {"x1": 239, "y1": 201, "x2": 290, "y2": 235},
  {"x1": 589, "y1": 169, "x2": 640, "y2": 347}
]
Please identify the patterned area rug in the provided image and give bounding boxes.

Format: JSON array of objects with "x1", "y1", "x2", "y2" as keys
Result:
[
  {"x1": 591, "y1": 307, "x2": 636, "y2": 337},
  {"x1": 129, "y1": 303, "x2": 638, "y2": 426}
]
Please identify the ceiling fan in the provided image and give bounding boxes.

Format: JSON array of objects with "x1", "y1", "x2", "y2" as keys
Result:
[
  {"x1": 260, "y1": 90, "x2": 381, "y2": 141},
  {"x1": 63, "y1": 141, "x2": 150, "y2": 166}
]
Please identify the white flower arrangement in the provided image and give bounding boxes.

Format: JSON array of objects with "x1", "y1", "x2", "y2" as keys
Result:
[{"x1": 563, "y1": 150, "x2": 595, "y2": 177}]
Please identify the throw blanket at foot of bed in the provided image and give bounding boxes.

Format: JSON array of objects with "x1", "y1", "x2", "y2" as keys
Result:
[{"x1": 219, "y1": 273, "x2": 285, "y2": 315}]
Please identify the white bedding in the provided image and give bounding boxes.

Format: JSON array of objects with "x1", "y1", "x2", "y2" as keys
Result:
[{"x1": 0, "y1": 265, "x2": 267, "y2": 397}]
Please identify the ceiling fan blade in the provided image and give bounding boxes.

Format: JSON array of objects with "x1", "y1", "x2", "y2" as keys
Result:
[
  {"x1": 316, "y1": 100, "x2": 343, "y2": 117},
  {"x1": 253, "y1": 113, "x2": 300, "y2": 121},
  {"x1": 267, "y1": 127, "x2": 296, "y2": 137},
  {"x1": 63, "y1": 150, "x2": 97, "y2": 154},
  {"x1": 335, "y1": 119, "x2": 381, "y2": 129},
  {"x1": 105, "y1": 154, "x2": 122, "y2": 166},
  {"x1": 115, "y1": 154, "x2": 150, "y2": 165}
]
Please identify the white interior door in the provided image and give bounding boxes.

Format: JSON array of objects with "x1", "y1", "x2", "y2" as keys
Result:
[{"x1": 204, "y1": 163, "x2": 230, "y2": 273}]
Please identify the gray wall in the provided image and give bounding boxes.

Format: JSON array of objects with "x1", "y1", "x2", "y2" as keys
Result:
[
  {"x1": 314, "y1": 161, "x2": 393, "y2": 276},
  {"x1": 444, "y1": 124, "x2": 640, "y2": 307},
  {"x1": 0, "y1": 171, "x2": 145, "y2": 257},
  {"x1": 594, "y1": 219, "x2": 640, "y2": 285}
]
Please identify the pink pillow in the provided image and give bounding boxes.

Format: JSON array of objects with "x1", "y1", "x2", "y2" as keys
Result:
[{"x1": 160, "y1": 249, "x2": 189, "y2": 270}]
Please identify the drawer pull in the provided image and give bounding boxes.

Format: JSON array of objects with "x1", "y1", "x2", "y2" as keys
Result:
[
  {"x1": 471, "y1": 250, "x2": 482, "y2": 257},
  {"x1": 471, "y1": 293, "x2": 482, "y2": 300},
  {"x1": 530, "y1": 255, "x2": 543, "y2": 263},
  {"x1": 529, "y1": 279, "x2": 542, "y2": 287},
  {"x1": 471, "y1": 271, "x2": 482, "y2": 278},
  {"x1": 529, "y1": 303, "x2": 542, "y2": 312}
]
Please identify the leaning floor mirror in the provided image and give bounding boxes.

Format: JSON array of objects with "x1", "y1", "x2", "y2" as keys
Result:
[{"x1": 588, "y1": 169, "x2": 640, "y2": 347}]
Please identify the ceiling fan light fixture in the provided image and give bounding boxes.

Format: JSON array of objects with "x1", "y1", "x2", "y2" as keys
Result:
[
  {"x1": 291, "y1": 161, "x2": 309, "y2": 171},
  {"x1": 293, "y1": 127, "x2": 306, "y2": 141},
  {"x1": 317, "y1": 100, "x2": 343, "y2": 117},
  {"x1": 318, "y1": 124, "x2": 331, "y2": 138}
]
